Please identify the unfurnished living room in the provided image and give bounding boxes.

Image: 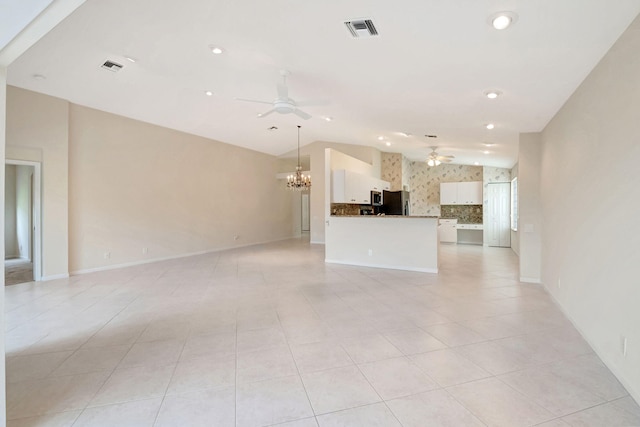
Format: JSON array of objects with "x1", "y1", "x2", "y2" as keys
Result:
[{"x1": 1, "y1": 1, "x2": 639, "y2": 426}]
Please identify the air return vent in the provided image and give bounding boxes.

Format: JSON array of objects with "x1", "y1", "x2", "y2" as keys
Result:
[
  {"x1": 101, "y1": 60, "x2": 123, "y2": 72},
  {"x1": 344, "y1": 19, "x2": 378, "y2": 38}
]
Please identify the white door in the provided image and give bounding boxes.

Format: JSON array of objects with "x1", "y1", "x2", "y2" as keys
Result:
[{"x1": 487, "y1": 182, "x2": 511, "y2": 247}]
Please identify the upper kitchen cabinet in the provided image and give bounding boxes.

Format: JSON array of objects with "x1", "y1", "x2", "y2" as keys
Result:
[
  {"x1": 458, "y1": 181, "x2": 483, "y2": 204},
  {"x1": 440, "y1": 182, "x2": 458, "y2": 204},
  {"x1": 440, "y1": 181, "x2": 483, "y2": 205},
  {"x1": 332, "y1": 169, "x2": 390, "y2": 204}
]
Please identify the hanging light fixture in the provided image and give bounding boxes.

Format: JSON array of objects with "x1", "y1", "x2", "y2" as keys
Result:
[{"x1": 287, "y1": 125, "x2": 311, "y2": 191}]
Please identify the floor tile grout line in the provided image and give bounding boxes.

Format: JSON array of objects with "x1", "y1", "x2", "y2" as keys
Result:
[{"x1": 275, "y1": 310, "x2": 318, "y2": 424}]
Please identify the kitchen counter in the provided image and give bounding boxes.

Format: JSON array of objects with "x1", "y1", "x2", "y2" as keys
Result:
[
  {"x1": 325, "y1": 216, "x2": 439, "y2": 273},
  {"x1": 330, "y1": 215, "x2": 440, "y2": 219}
]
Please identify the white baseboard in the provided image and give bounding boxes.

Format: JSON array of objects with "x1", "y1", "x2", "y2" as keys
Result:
[
  {"x1": 520, "y1": 276, "x2": 541, "y2": 283},
  {"x1": 310, "y1": 240, "x2": 325, "y2": 245},
  {"x1": 325, "y1": 259, "x2": 438, "y2": 274},
  {"x1": 70, "y1": 236, "x2": 296, "y2": 276},
  {"x1": 543, "y1": 285, "x2": 640, "y2": 407},
  {"x1": 41, "y1": 273, "x2": 69, "y2": 281}
]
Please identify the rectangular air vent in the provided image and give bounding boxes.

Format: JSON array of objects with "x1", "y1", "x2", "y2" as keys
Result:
[
  {"x1": 101, "y1": 60, "x2": 123, "y2": 72},
  {"x1": 344, "y1": 19, "x2": 378, "y2": 38}
]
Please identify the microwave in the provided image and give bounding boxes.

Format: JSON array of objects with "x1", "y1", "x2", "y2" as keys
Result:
[{"x1": 370, "y1": 190, "x2": 382, "y2": 206}]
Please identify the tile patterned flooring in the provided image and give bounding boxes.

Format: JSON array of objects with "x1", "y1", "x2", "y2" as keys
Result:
[{"x1": 4, "y1": 238, "x2": 640, "y2": 426}]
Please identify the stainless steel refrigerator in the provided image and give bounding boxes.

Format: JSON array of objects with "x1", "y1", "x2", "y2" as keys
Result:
[{"x1": 382, "y1": 190, "x2": 410, "y2": 215}]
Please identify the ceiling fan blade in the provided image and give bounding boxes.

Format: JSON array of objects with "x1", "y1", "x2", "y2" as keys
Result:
[
  {"x1": 439, "y1": 158, "x2": 453, "y2": 163},
  {"x1": 293, "y1": 108, "x2": 312, "y2": 120},
  {"x1": 257, "y1": 108, "x2": 276, "y2": 118},
  {"x1": 235, "y1": 97, "x2": 273, "y2": 105},
  {"x1": 438, "y1": 155, "x2": 455, "y2": 160}
]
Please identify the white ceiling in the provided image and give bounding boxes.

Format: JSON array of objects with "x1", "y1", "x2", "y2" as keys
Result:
[
  {"x1": 6, "y1": 0, "x2": 640, "y2": 168},
  {"x1": 0, "y1": 0, "x2": 54, "y2": 50}
]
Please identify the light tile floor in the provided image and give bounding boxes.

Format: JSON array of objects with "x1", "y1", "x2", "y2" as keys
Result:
[{"x1": 5, "y1": 238, "x2": 640, "y2": 426}]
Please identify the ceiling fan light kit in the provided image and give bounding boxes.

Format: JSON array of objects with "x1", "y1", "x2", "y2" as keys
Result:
[{"x1": 426, "y1": 145, "x2": 454, "y2": 167}]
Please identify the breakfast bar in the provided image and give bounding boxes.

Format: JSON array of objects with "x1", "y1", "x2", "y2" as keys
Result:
[{"x1": 324, "y1": 215, "x2": 440, "y2": 273}]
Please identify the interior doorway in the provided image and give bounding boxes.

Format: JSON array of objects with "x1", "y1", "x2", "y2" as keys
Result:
[
  {"x1": 301, "y1": 193, "x2": 310, "y2": 232},
  {"x1": 4, "y1": 160, "x2": 41, "y2": 285}
]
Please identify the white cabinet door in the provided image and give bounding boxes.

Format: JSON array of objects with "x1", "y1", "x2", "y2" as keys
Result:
[
  {"x1": 331, "y1": 170, "x2": 348, "y2": 203},
  {"x1": 332, "y1": 170, "x2": 374, "y2": 204},
  {"x1": 440, "y1": 182, "x2": 458, "y2": 204},
  {"x1": 371, "y1": 178, "x2": 391, "y2": 192},
  {"x1": 458, "y1": 181, "x2": 483, "y2": 205}
]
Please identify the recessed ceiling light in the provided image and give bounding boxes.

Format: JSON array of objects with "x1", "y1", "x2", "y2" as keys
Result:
[
  {"x1": 205, "y1": 90, "x2": 213, "y2": 96},
  {"x1": 474, "y1": 162, "x2": 480, "y2": 166},
  {"x1": 377, "y1": 136, "x2": 384, "y2": 141},
  {"x1": 32, "y1": 74, "x2": 46, "y2": 80},
  {"x1": 399, "y1": 132, "x2": 411, "y2": 137},
  {"x1": 483, "y1": 150, "x2": 490, "y2": 154},
  {"x1": 483, "y1": 142, "x2": 495, "y2": 147},
  {"x1": 324, "y1": 116, "x2": 333, "y2": 122},
  {"x1": 484, "y1": 90, "x2": 502, "y2": 99},
  {"x1": 490, "y1": 11, "x2": 518, "y2": 30},
  {"x1": 209, "y1": 45, "x2": 224, "y2": 55},
  {"x1": 125, "y1": 56, "x2": 137, "y2": 63},
  {"x1": 486, "y1": 123, "x2": 495, "y2": 130},
  {"x1": 385, "y1": 142, "x2": 391, "y2": 147}
]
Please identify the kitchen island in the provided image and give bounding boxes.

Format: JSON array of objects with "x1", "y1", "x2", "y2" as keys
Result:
[{"x1": 325, "y1": 215, "x2": 440, "y2": 273}]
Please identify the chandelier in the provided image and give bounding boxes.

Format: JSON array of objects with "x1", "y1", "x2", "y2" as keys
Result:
[{"x1": 287, "y1": 125, "x2": 311, "y2": 191}]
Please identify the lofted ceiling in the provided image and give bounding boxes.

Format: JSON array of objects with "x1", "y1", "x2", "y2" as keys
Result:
[{"x1": 6, "y1": 0, "x2": 640, "y2": 168}]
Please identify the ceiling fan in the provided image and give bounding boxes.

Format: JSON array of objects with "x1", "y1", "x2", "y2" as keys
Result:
[
  {"x1": 426, "y1": 146, "x2": 454, "y2": 166},
  {"x1": 236, "y1": 70, "x2": 312, "y2": 120}
]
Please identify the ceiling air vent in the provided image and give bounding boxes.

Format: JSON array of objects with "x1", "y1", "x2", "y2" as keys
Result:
[
  {"x1": 101, "y1": 60, "x2": 123, "y2": 72},
  {"x1": 344, "y1": 19, "x2": 378, "y2": 38}
]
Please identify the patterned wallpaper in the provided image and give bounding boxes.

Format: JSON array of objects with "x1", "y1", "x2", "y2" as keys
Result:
[
  {"x1": 380, "y1": 157, "x2": 511, "y2": 219},
  {"x1": 381, "y1": 153, "x2": 403, "y2": 191},
  {"x1": 402, "y1": 155, "x2": 411, "y2": 191},
  {"x1": 409, "y1": 163, "x2": 483, "y2": 216}
]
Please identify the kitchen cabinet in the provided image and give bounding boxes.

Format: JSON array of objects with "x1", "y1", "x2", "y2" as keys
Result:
[
  {"x1": 438, "y1": 218, "x2": 458, "y2": 243},
  {"x1": 332, "y1": 170, "x2": 390, "y2": 204},
  {"x1": 440, "y1": 182, "x2": 458, "y2": 204},
  {"x1": 440, "y1": 181, "x2": 482, "y2": 205}
]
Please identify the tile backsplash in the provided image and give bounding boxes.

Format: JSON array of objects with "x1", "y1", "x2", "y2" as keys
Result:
[{"x1": 440, "y1": 205, "x2": 483, "y2": 224}]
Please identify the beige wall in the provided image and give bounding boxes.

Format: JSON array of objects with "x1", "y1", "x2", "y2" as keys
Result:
[
  {"x1": 1, "y1": 65, "x2": 8, "y2": 421},
  {"x1": 6, "y1": 86, "x2": 69, "y2": 279},
  {"x1": 68, "y1": 104, "x2": 294, "y2": 272},
  {"x1": 537, "y1": 16, "x2": 640, "y2": 402},
  {"x1": 5, "y1": 164, "x2": 17, "y2": 257},
  {"x1": 517, "y1": 133, "x2": 542, "y2": 283}
]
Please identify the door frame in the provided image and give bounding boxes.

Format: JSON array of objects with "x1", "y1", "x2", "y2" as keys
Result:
[{"x1": 5, "y1": 159, "x2": 42, "y2": 281}]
